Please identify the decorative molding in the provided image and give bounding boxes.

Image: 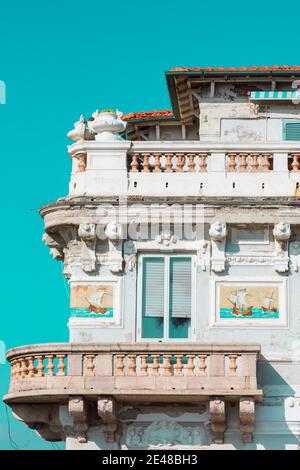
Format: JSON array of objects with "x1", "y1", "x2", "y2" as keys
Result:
[
  {"x1": 97, "y1": 396, "x2": 118, "y2": 443},
  {"x1": 273, "y1": 223, "x2": 290, "y2": 273},
  {"x1": 290, "y1": 240, "x2": 300, "y2": 272},
  {"x1": 78, "y1": 223, "x2": 97, "y2": 273},
  {"x1": 197, "y1": 240, "x2": 209, "y2": 271},
  {"x1": 68, "y1": 396, "x2": 88, "y2": 443},
  {"x1": 239, "y1": 397, "x2": 255, "y2": 443},
  {"x1": 209, "y1": 398, "x2": 226, "y2": 444},
  {"x1": 104, "y1": 223, "x2": 124, "y2": 273},
  {"x1": 155, "y1": 232, "x2": 178, "y2": 247},
  {"x1": 209, "y1": 222, "x2": 227, "y2": 273}
]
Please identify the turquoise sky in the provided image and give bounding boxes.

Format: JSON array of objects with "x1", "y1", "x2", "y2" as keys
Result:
[{"x1": 0, "y1": 0, "x2": 300, "y2": 450}]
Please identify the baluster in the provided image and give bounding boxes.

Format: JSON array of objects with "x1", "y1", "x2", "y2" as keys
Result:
[
  {"x1": 187, "y1": 153, "x2": 196, "y2": 172},
  {"x1": 239, "y1": 153, "x2": 248, "y2": 172},
  {"x1": 153, "y1": 153, "x2": 162, "y2": 173},
  {"x1": 85, "y1": 354, "x2": 95, "y2": 377},
  {"x1": 262, "y1": 153, "x2": 271, "y2": 171},
  {"x1": 26, "y1": 356, "x2": 35, "y2": 378},
  {"x1": 10, "y1": 360, "x2": 16, "y2": 380},
  {"x1": 163, "y1": 355, "x2": 172, "y2": 376},
  {"x1": 139, "y1": 355, "x2": 148, "y2": 376},
  {"x1": 142, "y1": 153, "x2": 150, "y2": 173},
  {"x1": 45, "y1": 355, "x2": 55, "y2": 376},
  {"x1": 77, "y1": 153, "x2": 86, "y2": 172},
  {"x1": 199, "y1": 153, "x2": 208, "y2": 172},
  {"x1": 291, "y1": 153, "x2": 300, "y2": 172},
  {"x1": 165, "y1": 153, "x2": 173, "y2": 172},
  {"x1": 130, "y1": 153, "x2": 139, "y2": 172},
  {"x1": 35, "y1": 355, "x2": 45, "y2": 377},
  {"x1": 228, "y1": 355, "x2": 238, "y2": 376},
  {"x1": 115, "y1": 354, "x2": 125, "y2": 376},
  {"x1": 227, "y1": 153, "x2": 237, "y2": 172},
  {"x1": 185, "y1": 355, "x2": 196, "y2": 376},
  {"x1": 198, "y1": 355, "x2": 208, "y2": 376},
  {"x1": 20, "y1": 358, "x2": 28, "y2": 379},
  {"x1": 250, "y1": 153, "x2": 260, "y2": 172},
  {"x1": 174, "y1": 355, "x2": 183, "y2": 376},
  {"x1": 150, "y1": 355, "x2": 160, "y2": 376},
  {"x1": 56, "y1": 354, "x2": 66, "y2": 376},
  {"x1": 15, "y1": 360, "x2": 22, "y2": 379},
  {"x1": 176, "y1": 153, "x2": 185, "y2": 172},
  {"x1": 127, "y1": 355, "x2": 137, "y2": 376}
]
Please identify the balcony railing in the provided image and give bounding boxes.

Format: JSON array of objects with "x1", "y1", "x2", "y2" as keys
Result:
[{"x1": 5, "y1": 343, "x2": 262, "y2": 403}]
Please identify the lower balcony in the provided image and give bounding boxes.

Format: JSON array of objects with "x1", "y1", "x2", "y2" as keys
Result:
[{"x1": 4, "y1": 343, "x2": 262, "y2": 444}]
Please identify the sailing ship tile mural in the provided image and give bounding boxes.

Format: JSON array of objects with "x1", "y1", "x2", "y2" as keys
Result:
[
  {"x1": 70, "y1": 285, "x2": 114, "y2": 318},
  {"x1": 218, "y1": 283, "x2": 280, "y2": 320}
]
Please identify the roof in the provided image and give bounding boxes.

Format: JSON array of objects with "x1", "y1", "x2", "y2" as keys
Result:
[
  {"x1": 123, "y1": 109, "x2": 174, "y2": 122},
  {"x1": 169, "y1": 65, "x2": 300, "y2": 73},
  {"x1": 124, "y1": 66, "x2": 300, "y2": 124}
]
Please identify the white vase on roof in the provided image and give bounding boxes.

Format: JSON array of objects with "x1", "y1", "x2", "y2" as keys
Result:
[{"x1": 88, "y1": 109, "x2": 127, "y2": 141}]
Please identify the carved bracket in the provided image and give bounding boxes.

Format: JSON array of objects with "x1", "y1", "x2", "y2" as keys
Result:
[
  {"x1": 239, "y1": 397, "x2": 255, "y2": 443},
  {"x1": 78, "y1": 223, "x2": 97, "y2": 273},
  {"x1": 104, "y1": 223, "x2": 124, "y2": 273},
  {"x1": 97, "y1": 396, "x2": 118, "y2": 443},
  {"x1": 209, "y1": 397, "x2": 226, "y2": 444},
  {"x1": 273, "y1": 223, "x2": 290, "y2": 273},
  {"x1": 209, "y1": 222, "x2": 227, "y2": 273},
  {"x1": 68, "y1": 396, "x2": 88, "y2": 443}
]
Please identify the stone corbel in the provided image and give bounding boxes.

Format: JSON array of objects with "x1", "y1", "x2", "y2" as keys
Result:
[
  {"x1": 42, "y1": 233, "x2": 64, "y2": 261},
  {"x1": 78, "y1": 223, "x2": 97, "y2": 273},
  {"x1": 68, "y1": 396, "x2": 88, "y2": 444},
  {"x1": 273, "y1": 223, "x2": 291, "y2": 273},
  {"x1": 105, "y1": 223, "x2": 124, "y2": 273},
  {"x1": 97, "y1": 396, "x2": 118, "y2": 443},
  {"x1": 155, "y1": 232, "x2": 178, "y2": 247},
  {"x1": 209, "y1": 397, "x2": 226, "y2": 444},
  {"x1": 209, "y1": 222, "x2": 227, "y2": 273},
  {"x1": 239, "y1": 397, "x2": 255, "y2": 443}
]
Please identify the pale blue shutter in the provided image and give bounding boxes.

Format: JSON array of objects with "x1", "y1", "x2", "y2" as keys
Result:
[
  {"x1": 169, "y1": 258, "x2": 192, "y2": 318},
  {"x1": 283, "y1": 121, "x2": 300, "y2": 141},
  {"x1": 142, "y1": 257, "x2": 165, "y2": 317}
]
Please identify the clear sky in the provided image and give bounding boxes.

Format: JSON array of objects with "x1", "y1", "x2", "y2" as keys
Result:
[{"x1": 0, "y1": 0, "x2": 300, "y2": 450}]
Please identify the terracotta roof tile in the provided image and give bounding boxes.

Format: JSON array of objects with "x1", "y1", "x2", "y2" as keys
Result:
[
  {"x1": 123, "y1": 109, "x2": 174, "y2": 121},
  {"x1": 169, "y1": 65, "x2": 300, "y2": 73}
]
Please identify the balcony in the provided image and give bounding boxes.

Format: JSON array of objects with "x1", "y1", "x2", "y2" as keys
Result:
[
  {"x1": 4, "y1": 343, "x2": 262, "y2": 444},
  {"x1": 68, "y1": 140, "x2": 300, "y2": 198}
]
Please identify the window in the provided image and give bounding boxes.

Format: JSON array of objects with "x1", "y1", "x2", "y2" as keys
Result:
[
  {"x1": 139, "y1": 255, "x2": 194, "y2": 340},
  {"x1": 283, "y1": 121, "x2": 300, "y2": 141}
]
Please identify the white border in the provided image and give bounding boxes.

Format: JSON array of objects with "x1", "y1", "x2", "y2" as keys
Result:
[
  {"x1": 68, "y1": 277, "x2": 124, "y2": 328},
  {"x1": 137, "y1": 253, "x2": 197, "y2": 342},
  {"x1": 211, "y1": 276, "x2": 288, "y2": 328}
]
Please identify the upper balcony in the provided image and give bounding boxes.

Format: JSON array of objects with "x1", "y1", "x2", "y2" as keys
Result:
[{"x1": 68, "y1": 140, "x2": 300, "y2": 199}]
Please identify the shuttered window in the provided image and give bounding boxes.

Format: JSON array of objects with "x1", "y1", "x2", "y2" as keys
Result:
[
  {"x1": 142, "y1": 257, "x2": 164, "y2": 317},
  {"x1": 140, "y1": 255, "x2": 193, "y2": 340},
  {"x1": 283, "y1": 121, "x2": 300, "y2": 141},
  {"x1": 169, "y1": 258, "x2": 192, "y2": 318}
]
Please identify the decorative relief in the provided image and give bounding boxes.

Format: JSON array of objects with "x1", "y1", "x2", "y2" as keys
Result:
[
  {"x1": 209, "y1": 222, "x2": 227, "y2": 272},
  {"x1": 155, "y1": 232, "x2": 178, "y2": 247},
  {"x1": 273, "y1": 223, "x2": 290, "y2": 273},
  {"x1": 239, "y1": 397, "x2": 255, "y2": 443},
  {"x1": 125, "y1": 421, "x2": 206, "y2": 448},
  {"x1": 104, "y1": 223, "x2": 124, "y2": 273},
  {"x1": 197, "y1": 240, "x2": 209, "y2": 271},
  {"x1": 209, "y1": 398, "x2": 226, "y2": 444},
  {"x1": 78, "y1": 223, "x2": 97, "y2": 273},
  {"x1": 68, "y1": 396, "x2": 88, "y2": 443}
]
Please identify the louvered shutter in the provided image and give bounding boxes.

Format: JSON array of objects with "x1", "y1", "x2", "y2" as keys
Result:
[
  {"x1": 284, "y1": 121, "x2": 300, "y2": 141},
  {"x1": 169, "y1": 258, "x2": 192, "y2": 318},
  {"x1": 142, "y1": 257, "x2": 165, "y2": 317}
]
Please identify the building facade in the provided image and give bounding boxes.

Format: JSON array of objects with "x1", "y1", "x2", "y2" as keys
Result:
[{"x1": 4, "y1": 66, "x2": 300, "y2": 450}]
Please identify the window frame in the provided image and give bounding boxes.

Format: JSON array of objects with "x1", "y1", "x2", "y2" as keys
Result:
[{"x1": 137, "y1": 253, "x2": 196, "y2": 342}]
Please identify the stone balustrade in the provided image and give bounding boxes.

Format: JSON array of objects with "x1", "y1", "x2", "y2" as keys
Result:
[{"x1": 5, "y1": 343, "x2": 262, "y2": 404}]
